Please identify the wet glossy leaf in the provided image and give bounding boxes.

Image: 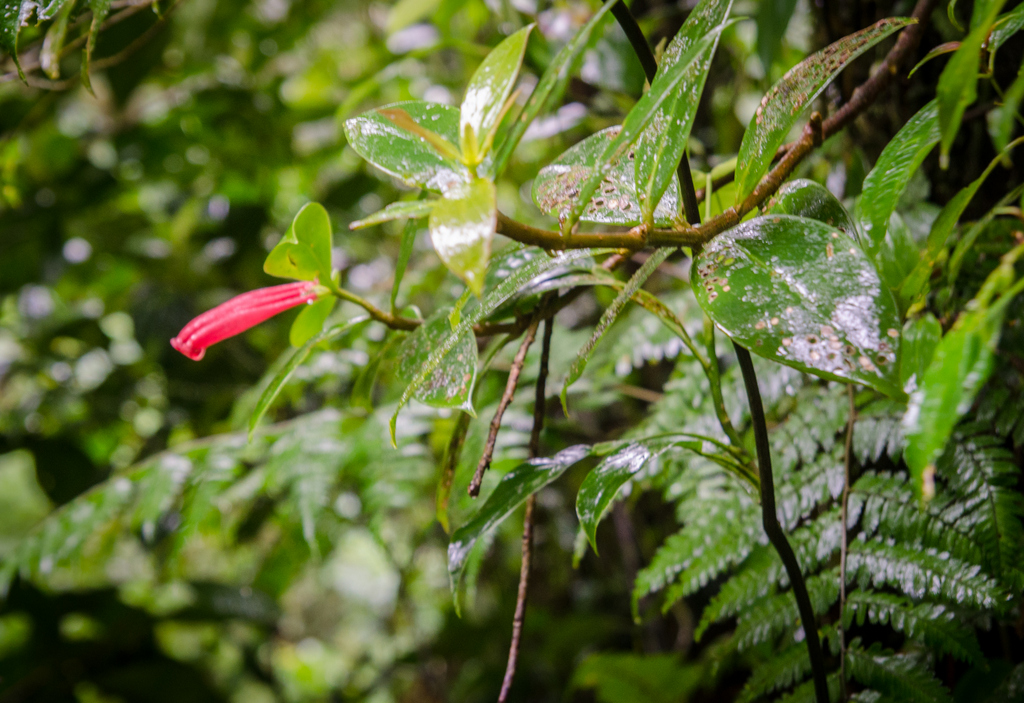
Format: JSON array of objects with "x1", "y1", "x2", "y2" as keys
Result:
[
  {"x1": 937, "y1": 1, "x2": 1006, "y2": 166},
  {"x1": 492, "y1": 1, "x2": 617, "y2": 175},
  {"x1": 398, "y1": 310, "x2": 478, "y2": 412},
  {"x1": 562, "y1": 248, "x2": 671, "y2": 412},
  {"x1": 533, "y1": 126, "x2": 681, "y2": 226},
  {"x1": 459, "y1": 24, "x2": 533, "y2": 163},
  {"x1": 344, "y1": 101, "x2": 468, "y2": 192},
  {"x1": 264, "y1": 202, "x2": 334, "y2": 282},
  {"x1": 634, "y1": 0, "x2": 731, "y2": 223},
  {"x1": 692, "y1": 215, "x2": 903, "y2": 398},
  {"x1": 561, "y1": 26, "x2": 726, "y2": 232},
  {"x1": 390, "y1": 249, "x2": 598, "y2": 443},
  {"x1": 289, "y1": 296, "x2": 335, "y2": 347},
  {"x1": 991, "y1": 4, "x2": 1024, "y2": 51},
  {"x1": 734, "y1": 18, "x2": 913, "y2": 203},
  {"x1": 448, "y1": 445, "x2": 591, "y2": 590},
  {"x1": 874, "y1": 212, "x2": 919, "y2": 312},
  {"x1": 249, "y1": 317, "x2": 368, "y2": 439},
  {"x1": 856, "y1": 100, "x2": 938, "y2": 253},
  {"x1": 428, "y1": 177, "x2": 496, "y2": 296},
  {"x1": 765, "y1": 178, "x2": 859, "y2": 242},
  {"x1": 899, "y1": 313, "x2": 941, "y2": 392},
  {"x1": 350, "y1": 199, "x2": 436, "y2": 229},
  {"x1": 903, "y1": 247, "x2": 1024, "y2": 499}
]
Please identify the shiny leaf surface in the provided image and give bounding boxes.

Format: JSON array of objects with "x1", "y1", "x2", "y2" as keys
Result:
[
  {"x1": 693, "y1": 215, "x2": 903, "y2": 398},
  {"x1": 398, "y1": 310, "x2": 478, "y2": 412},
  {"x1": 428, "y1": 177, "x2": 496, "y2": 296},
  {"x1": 765, "y1": 178, "x2": 859, "y2": 242}
]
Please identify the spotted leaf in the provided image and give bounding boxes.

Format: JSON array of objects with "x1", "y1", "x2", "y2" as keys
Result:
[{"x1": 398, "y1": 310, "x2": 478, "y2": 413}]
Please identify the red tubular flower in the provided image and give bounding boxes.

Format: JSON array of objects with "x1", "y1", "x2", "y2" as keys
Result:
[{"x1": 172, "y1": 281, "x2": 320, "y2": 360}]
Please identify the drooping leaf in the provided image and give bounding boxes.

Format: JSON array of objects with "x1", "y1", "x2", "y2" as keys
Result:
[
  {"x1": 264, "y1": 202, "x2": 335, "y2": 283},
  {"x1": 533, "y1": 126, "x2": 681, "y2": 226},
  {"x1": 936, "y1": 1, "x2": 1007, "y2": 167},
  {"x1": 350, "y1": 199, "x2": 436, "y2": 229},
  {"x1": 391, "y1": 214, "x2": 420, "y2": 312},
  {"x1": 692, "y1": 214, "x2": 903, "y2": 398},
  {"x1": 428, "y1": 177, "x2": 496, "y2": 296},
  {"x1": 562, "y1": 248, "x2": 672, "y2": 411},
  {"x1": 856, "y1": 100, "x2": 939, "y2": 254},
  {"x1": 459, "y1": 24, "x2": 533, "y2": 164},
  {"x1": 734, "y1": 17, "x2": 913, "y2": 203},
  {"x1": 765, "y1": 178, "x2": 859, "y2": 242},
  {"x1": 634, "y1": 0, "x2": 732, "y2": 223},
  {"x1": 249, "y1": 317, "x2": 368, "y2": 440},
  {"x1": 289, "y1": 296, "x2": 335, "y2": 347},
  {"x1": 447, "y1": 445, "x2": 591, "y2": 591},
  {"x1": 576, "y1": 443, "x2": 654, "y2": 552},
  {"x1": 344, "y1": 101, "x2": 469, "y2": 192},
  {"x1": 81, "y1": 0, "x2": 111, "y2": 92},
  {"x1": 390, "y1": 248, "x2": 599, "y2": 443},
  {"x1": 990, "y1": 3, "x2": 1024, "y2": 51},
  {"x1": 492, "y1": 0, "x2": 617, "y2": 175},
  {"x1": 397, "y1": 310, "x2": 479, "y2": 412}
]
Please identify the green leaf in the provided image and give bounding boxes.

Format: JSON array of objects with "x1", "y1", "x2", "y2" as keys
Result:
[
  {"x1": 989, "y1": 53, "x2": 1024, "y2": 154},
  {"x1": 397, "y1": 310, "x2": 478, "y2": 412},
  {"x1": 846, "y1": 643, "x2": 954, "y2": 703},
  {"x1": 81, "y1": 0, "x2": 111, "y2": 91},
  {"x1": 562, "y1": 248, "x2": 672, "y2": 412},
  {"x1": 249, "y1": 317, "x2": 368, "y2": 440},
  {"x1": 448, "y1": 445, "x2": 591, "y2": 591},
  {"x1": 570, "y1": 652, "x2": 702, "y2": 703},
  {"x1": 991, "y1": 3, "x2": 1024, "y2": 51},
  {"x1": 390, "y1": 248, "x2": 598, "y2": 444},
  {"x1": 899, "y1": 313, "x2": 941, "y2": 392},
  {"x1": 533, "y1": 126, "x2": 681, "y2": 226},
  {"x1": 936, "y1": 1, "x2": 1007, "y2": 167},
  {"x1": 874, "y1": 212, "x2": 920, "y2": 313},
  {"x1": 634, "y1": 0, "x2": 731, "y2": 223},
  {"x1": 903, "y1": 246, "x2": 1024, "y2": 499},
  {"x1": 344, "y1": 101, "x2": 469, "y2": 191},
  {"x1": 39, "y1": 0, "x2": 78, "y2": 79},
  {"x1": 428, "y1": 177, "x2": 496, "y2": 296},
  {"x1": 390, "y1": 214, "x2": 420, "y2": 312},
  {"x1": 855, "y1": 100, "x2": 939, "y2": 254},
  {"x1": 264, "y1": 202, "x2": 334, "y2": 282},
  {"x1": 289, "y1": 296, "x2": 335, "y2": 347},
  {"x1": 0, "y1": 1, "x2": 28, "y2": 79},
  {"x1": 765, "y1": 178, "x2": 859, "y2": 242},
  {"x1": 350, "y1": 199, "x2": 435, "y2": 229},
  {"x1": 734, "y1": 17, "x2": 913, "y2": 203},
  {"x1": 492, "y1": 1, "x2": 617, "y2": 175},
  {"x1": 577, "y1": 443, "x2": 654, "y2": 553},
  {"x1": 562, "y1": 25, "x2": 729, "y2": 233},
  {"x1": 692, "y1": 215, "x2": 903, "y2": 398},
  {"x1": 459, "y1": 24, "x2": 533, "y2": 164},
  {"x1": 756, "y1": 0, "x2": 798, "y2": 72}
]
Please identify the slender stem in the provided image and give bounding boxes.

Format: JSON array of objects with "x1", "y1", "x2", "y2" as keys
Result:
[
  {"x1": 700, "y1": 316, "x2": 747, "y2": 453},
  {"x1": 496, "y1": 317, "x2": 552, "y2": 703},
  {"x1": 735, "y1": 345, "x2": 829, "y2": 703},
  {"x1": 331, "y1": 288, "x2": 420, "y2": 330},
  {"x1": 839, "y1": 384, "x2": 856, "y2": 701},
  {"x1": 469, "y1": 316, "x2": 541, "y2": 497}
]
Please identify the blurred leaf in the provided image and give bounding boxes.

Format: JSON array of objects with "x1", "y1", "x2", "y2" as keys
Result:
[
  {"x1": 533, "y1": 126, "x2": 680, "y2": 226},
  {"x1": 562, "y1": 248, "x2": 671, "y2": 412},
  {"x1": 448, "y1": 445, "x2": 591, "y2": 592},
  {"x1": 492, "y1": 0, "x2": 617, "y2": 175},
  {"x1": 391, "y1": 214, "x2": 421, "y2": 312},
  {"x1": 756, "y1": 0, "x2": 798, "y2": 72},
  {"x1": 765, "y1": 178, "x2": 859, "y2": 243},
  {"x1": 899, "y1": 313, "x2": 941, "y2": 392},
  {"x1": 459, "y1": 24, "x2": 533, "y2": 164},
  {"x1": 428, "y1": 177, "x2": 496, "y2": 296},
  {"x1": 936, "y1": 1, "x2": 1006, "y2": 167},
  {"x1": 571, "y1": 652, "x2": 703, "y2": 703},
  {"x1": 80, "y1": 0, "x2": 111, "y2": 91},
  {"x1": 903, "y1": 245, "x2": 1024, "y2": 499},
  {"x1": 397, "y1": 310, "x2": 478, "y2": 412},
  {"x1": 989, "y1": 54, "x2": 1024, "y2": 154},
  {"x1": 345, "y1": 101, "x2": 468, "y2": 191},
  {"x1": 735, "y1": 18, "x2": 913, "y2": 203},
  {"x1": 386, "y1": 0, "x2": 440, "y2": 34},
  {"x1": 634, "y1": 0, "x2": 732, "y2": 223},
  {"x1": 39, "y1": 0, "x2": 77, "y2": 80},
  {"x1": 991, "y1": 4, "x2": 1024, "y2": 51},
  {"x1": 874, "y1": 212, "x2": 920, "y2": 313},
  {"x1": 693, "y1": 215, "x2": 903, "y2": 398},
  {"x1": 264, "y1": 202, "x2": 334, "y2": 283},
  {"x1": 249, "y1": 317, "x2": 368, "y2": 440},
  {"x1": 289, "y1": 296, "x2": 335, "y2": 347},
  {"x1": 856, "y1": 100, "x2": 938, "y2": 254},
  {"x1": 350, "y1": 199, "x2": 436, "y2": 229}
]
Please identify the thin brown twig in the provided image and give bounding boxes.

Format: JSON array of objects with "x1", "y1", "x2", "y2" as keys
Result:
[
  {"x1": 839, "y1": 384, "x2": 856, "y2": 701},
  {"x1": 496, "y1": 316, "x2": 552, "y2": 703},
  {"x1": 469, "y1": 316, "x2": 541, "y2": 497}
]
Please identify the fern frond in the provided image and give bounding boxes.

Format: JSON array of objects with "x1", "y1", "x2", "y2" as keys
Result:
[
  {"x1": 846, "y1": 642, "x2": 952, "y2": 703},
  {"x1": 737, "y1": 637, "x2": 814, "y2": 703},
  {"x1": 776, "y1": 674, "x2": 842, "y2": 703},
  {"x1": 852, "y1": 398, "x2": 904, "y2": 464},
  {"x1": 733, "y1": 569, "x2": 840, "y2": 652},
  {"x1": 846, "y1": 539, "x2": 1007, "y2": 611},
  {"x1": 775, "y1": 445, "x2": 844, "y2": 530},
  {"x1": 770, "y1": 386, "x2": 848, "y2": 473},
  {"x1": 844, "y1": 590, "x2": 983, "y2": 663}
]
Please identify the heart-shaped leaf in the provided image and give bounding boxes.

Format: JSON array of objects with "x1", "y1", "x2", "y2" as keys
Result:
[
  {"x1": 397, "y1": 310, "x2": 478, "y2": 412},
  {"x1": 533, "y1": 126, "x2": 681, "y2": 226},
  {"x1": 734, "y1": 17, "x2": 913, "y2": 203},
  {"x1": 459, "y1": 24, "x2": 533, "y2": 164},
  {"x1": 693, "y1": 214, "x2": 903, "y2": 398},
  {"x1": 264, "y1": 202, "x2": 334, "y2": 282},
  {"x1": 344, "y1": 101, "x2": 468, "y2": 192},
  {"x1": 429, "y1": 177, "x2": 497, "y2": 296}
]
